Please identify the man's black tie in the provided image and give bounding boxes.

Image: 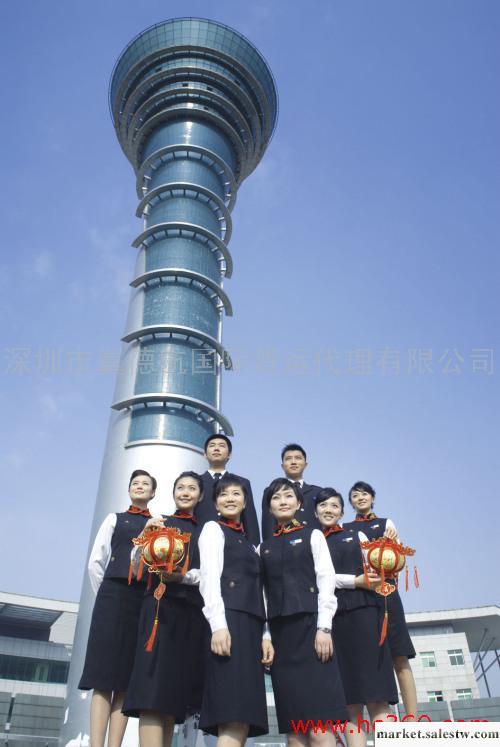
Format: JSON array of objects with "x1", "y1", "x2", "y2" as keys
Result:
[{"x1": 212, "y1": 472, "x2": 222, "y2": 503}]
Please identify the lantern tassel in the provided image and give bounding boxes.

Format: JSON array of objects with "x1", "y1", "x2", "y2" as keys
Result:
[
  {"x1": 379, "y1": 598, "x2": 388, "y2": 646},
  {"x1": 136, "y1": 556, "x2": 145, "y2": 582},
  {"x1": 414, "y1": 565, "x2": 420, "y2": 588},
  {"x1": 167, "y1": 551, "x2": 174, "y2": 575},
  {"x1": 145, "y1": 614, "x2": 159, "y2": 652},
  {"x1": 363, "y1": 561, "x2": 371, "y2": 589},
  {"x1": 127, "y1": 561, "x2": 133, "y2": 586},
  {"x1": 405, "y1": 564, "x2": 409, "y2": 592},
  {"x1": 181, "y1": 540, "x2": 190, "y2": 576}
]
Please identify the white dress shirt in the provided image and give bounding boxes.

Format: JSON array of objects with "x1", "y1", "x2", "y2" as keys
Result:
[
  {"x1": 199, "y1": 521, "x2": 269, "y2": 638},
  {"x1": 87, "y1": 513, "x2": 117, "y2": 595},
  {"x1": 335, "y1": 574, "x2": 357, "y2": 589},
  {"x1": 208, "y1": 469, "x2": 227, "y2": 478},
  {"x1": 309, "y1": 529, "x2": 338, "y2": 627}
]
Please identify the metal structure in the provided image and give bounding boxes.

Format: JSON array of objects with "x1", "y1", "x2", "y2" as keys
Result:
[{"x1": 60, "y1": 18, "x2": 277, "y2": 746}]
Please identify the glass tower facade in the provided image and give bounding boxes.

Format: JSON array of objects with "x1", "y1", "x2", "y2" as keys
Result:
[
  {"x1": 109, "y1": 18, "x2": 278, "y2": 449},
  {"x1": 60, "y1": 19, "x2": 277, "y2": 747}
]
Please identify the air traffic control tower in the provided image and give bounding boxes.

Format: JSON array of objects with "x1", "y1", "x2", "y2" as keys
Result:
[{"x1": 61, "y1": 18, "x2": 277, "y2": 745}]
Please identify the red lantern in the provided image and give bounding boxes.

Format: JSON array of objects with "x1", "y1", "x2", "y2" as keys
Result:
[
  {"x1": 131, "y1": 526, "x2": 192, "y2": 651},
  {"x1": 360, "y1": 537, "x2": 417, "y2": 646}
]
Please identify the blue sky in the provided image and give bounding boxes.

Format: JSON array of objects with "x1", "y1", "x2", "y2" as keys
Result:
[{"x1": 1, "y1": 0, "x2": 499, "y2": 663}]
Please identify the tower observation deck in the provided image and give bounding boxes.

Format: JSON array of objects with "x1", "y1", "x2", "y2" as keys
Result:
[
  {"x1": 60, "y1": 19, "x2": 277, "y2": 746},
  {"x1": 110, "y1": 18, "x2": 278, "y2": 448}
]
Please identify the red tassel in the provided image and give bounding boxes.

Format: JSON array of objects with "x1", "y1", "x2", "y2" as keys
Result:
[
  {"x1": 363, "y1": 561, "x2": 371, "y2": 589},
  {"x1": 379, "y1": 610, "x2": 388, "y2": 646},
  {"x1": 127, "y1": 561, "x2": 133, "y2": 586},
  {"x1": 145, "y1": 616, "x2": 158, "y2": 652},
  {"x1": 379, "y1": 597, "x2": 388, "y2": 646},
  {"x1": 405, "y1": 564, "x2": 409, "y2": 592},
  {"x1": 147, "y1": 572, "x2": 152, "y2": 591},
  {"x1": 414, "y1": 565, "x2": 420, "y2": 588},
  {"x1": 136, "y1": 556, "x2": 145, "y2": 582},
  {"x1": 167, "y1": 551, "x2": 174, "y2": 574},
  {"x1": 181, "y1": 540, "x2": 190, "y2": 576}
]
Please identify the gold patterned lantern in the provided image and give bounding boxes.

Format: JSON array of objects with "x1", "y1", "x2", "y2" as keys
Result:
[
  {"x1": 133, "y1": 526, "x2": 191, "y2": 578},
  {"x1": 141, "y1": 532, "x2": 186, "y2": 567},
  {"x1": 131, "y1": 525, "x2": 192, "y2": 651},
  {"x1": 360, "y1": 537, "x2": 418, "y2": 645}
]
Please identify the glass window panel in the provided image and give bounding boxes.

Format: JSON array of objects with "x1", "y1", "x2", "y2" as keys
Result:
[
  {"x1": 448, "y1": 649, "x2": 465, "y2": 666},
  {"x1": 427, "y1": 691, "x2": 444, "y2": 703},
  {"x1": 421, "y1": 651, "x2": 437, "y2": 668}
]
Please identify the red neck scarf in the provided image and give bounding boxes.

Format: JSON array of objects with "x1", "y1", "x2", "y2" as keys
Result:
[
  {"x1": 323, "y1": 525, "x2": 344, "y2": 537},
  {"x1": 355, "y1": 512, "x2": 378, "y2": 522},
  {"x1": 273, "y1": 519, "x2": 304, "y2": 536},
  {"x1": 127, "y1": 505, "x2": 151, "y2": 518},
  {"x1": 218, "y1": 519, "x2": 245, "y2": 534},
  {"x1": 173, "y1": 510, "x2": 197, "y2": 523}
]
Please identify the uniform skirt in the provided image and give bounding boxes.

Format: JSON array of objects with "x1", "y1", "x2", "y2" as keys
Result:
[
  {"x1": 199, "y1": 609, "x2": 268, "y2": 737},
  {"x1": 123, "y1": 594, "x2": 208, "y2": 720},
  {"x1": 79, "y1": 578, "x2": 144, "y2": 692},
  {"x1": 386, "y1": 588, "x2": 416, "y2": 659},
  {"x1": 270, "y1": 612, "x2": 347, "y2": 733},
  {"x1": 333, "y1": 605, "x2": 399, "y2": 705}
]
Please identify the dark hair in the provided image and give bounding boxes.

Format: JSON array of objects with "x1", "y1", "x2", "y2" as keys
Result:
[
  {"x1": 204, "y1": 433, "x2": 233, "y2": 454},
  {"x1": 129, "y1": 469, "x2": 157, "y2": 492},
  {"x1": 348, "y1": 481, "x2": 376, "y2": 504},
  {"x1": 281, "y1": 443, "x2": 307, "y2": 461},
  {"x1": 213, "y1": 473, "x2": 248, "y2": 502},
  {"x1": 173, "y1": 471, "x2": 203, "y2": 500},
  {"x1": 264, "y1": 477, "x2": 303, "y2": 508},
  {"x1": 315, "y1": 488, "x2": 344, "y2": 512}
]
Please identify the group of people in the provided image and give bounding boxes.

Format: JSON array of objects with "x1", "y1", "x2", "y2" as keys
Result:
[{"x1": 79, "y1": 438, "x2": 417, "y2": 747}]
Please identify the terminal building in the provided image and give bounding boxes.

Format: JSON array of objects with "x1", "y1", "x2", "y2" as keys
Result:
[
  {"x1": 0, "y1": 591, "x2": 498, "y2": 746},
  {"x1": 0, "y1": 591, "x2": 77, "y2": 747}
]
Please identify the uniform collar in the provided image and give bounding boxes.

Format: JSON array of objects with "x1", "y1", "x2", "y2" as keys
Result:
[
  {"x1": 323, "y1": 524, "x2": 344, "y2": 537},
  {"x1": 218, "y1": 519, "x2": 245, "y2": 534},
  {"x1": 355, "y1": 512, "x2": 378, "y2": 522},
  {"x1": 273, "y1": 518, "x2": 304, "y2": 536},
  {"x1": 173, "y1": 510, "x2": 197, "y2": 523},
  {"x1": 127, "y1": 505, "x2": 151, "y2": 518}
]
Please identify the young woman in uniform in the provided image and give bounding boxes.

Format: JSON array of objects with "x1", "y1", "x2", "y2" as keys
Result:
[
  {"x1": 198, "y1": 473, "x2": 272, "y2": 745},
  {"x1": 79, "y1": 469, "x2": 156, "y2": 747},
  {"x1": 343, "y1": 481, "x2": 417, "y2": 719},
  {"x1": 315, "y1": 488, "x2": 398, "y2": 747},
  {"x1": 122, "y1": 471, "x2": 207, "y2": 747},
  {"x1": 260, "y1": 478, "x2": 347, "y2": 747}
]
